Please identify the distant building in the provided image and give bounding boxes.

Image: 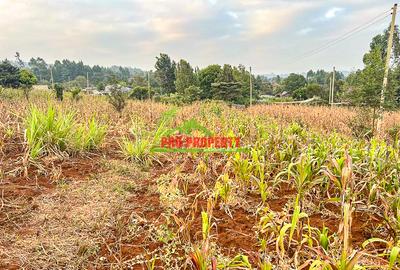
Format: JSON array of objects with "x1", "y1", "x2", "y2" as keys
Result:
[
  {"x1": 82, "y1": 87, "x2": 98, "y2": 94},
  {"x1": 104, "y1": 85, "x2": 132, "y2": 95},
  {"x1": 276, "y1": 91, "x2": 289, "y2": 97}
]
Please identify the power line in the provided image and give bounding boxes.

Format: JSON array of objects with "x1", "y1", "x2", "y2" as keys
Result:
[
  {"x1": 288, "y1": 9, "x2": 392, "y2": 64},
  {"x1": 302, "y1": 14, "x2": 390, "y2": 58}
]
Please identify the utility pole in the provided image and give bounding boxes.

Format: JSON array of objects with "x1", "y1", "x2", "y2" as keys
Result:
[
  {"x1": 249, "y1": 66, "x2": 253, "y2": 106},
  {"x1": 148, "y1": 70, "x2": 153, "y2": 122},
  {"x1": 147, "y1": 71, "x2": 151, "y2": 100},
  {"x1": 329, "y1": 77, "x2": 332, "y2": 104},
  {"x1": 331, "y1": 66, "x2": 335, "y2": 106},
  {"x1": 86, "y1": 72, "x2": 89, "y2": 88},
  {"x1": 377, "y1": 3, "x2": 397, "y2": 135}
]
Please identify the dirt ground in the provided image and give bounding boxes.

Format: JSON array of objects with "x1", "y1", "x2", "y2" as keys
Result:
[{"x1": 0, "y1": 134, "x2": 385, "y2": 269}]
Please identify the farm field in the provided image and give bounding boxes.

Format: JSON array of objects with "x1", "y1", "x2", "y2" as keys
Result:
[{"x1": 2, "y1": 91, "x2": 400, "y2": 269}]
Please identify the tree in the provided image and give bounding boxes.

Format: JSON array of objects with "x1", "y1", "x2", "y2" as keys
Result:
[
  {"x1": 154, "y1": 53, "x2": 176, "y2": 94},
  {"x1": 292, "y1": 83, "x2": 322, "y2": 100},
  {"x1": 349, "y1": 47, "x2": 386, "y2": 107},
  {"x1": 131, "y1": 74, "x2": 147, "y2": 87},
  {"x1": 97, "y1": 82, "x2": 105, "y2": 91},
  {"x1": 233, "y1": 64, "x2": 260, "y2": 102},
  {"x1": 198, "y1": 64, "x2": 221, "y2": 99},
  {"x1": 182, "y1": 85, "x2": 202, "y2": 103},
  {"x1": 19, "y1": 69, "x2": 37, "y2": 100},
  {"x1": 28, "y1": 57, "x2": 49, "y2": 82},
  {"x1": 370, "y1": 25, "x2": 400, "y2": 64},
  {"x1": 255, "y1": 75, "x2": 273, "y2": 95},
  {"x1": 70, "y1": 87, "x2": 82, "y2": 101},
  {"x1": 54, "y1": 83, "x2": 64, "y2": 101},
  {"x1": 211, "y1": 82, "x2": 242, "y2": 103},
  {"x1": 129, "y1": 86, "x2": 149, "y2": 100},
  {"x1": 0, "y1": 60, "x2": 20, "y2": 88},
  {"x1": 107, "y1": 86, "x2": 126, "y2": 115},
  {"x1": 72, "y1": 75, "x2": 87, "y2": 88},
  {"x1": 15, "y1": 52, "x2": 24, "y2": 68},
  {"x1": 175, "y1": 59, "x2": 196, "y2": 94},
  {"x1": 282, "y1": 73, "x2": 307, "y2": 94},
  {"x1": 217, "y1": 64, "x2": 235, "y2": 83}
]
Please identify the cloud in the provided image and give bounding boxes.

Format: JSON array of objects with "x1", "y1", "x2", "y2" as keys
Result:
[
  {"x1": 297, "y1": 27, "x2": 314, "y2": 35},
  {"x1": 245, "y1": 3, "x2": 312, "y2": 38},
  {"x1": 0, "y1": 0, "x2": 395, "y2": 74},
  {"x1": 325, "y1": 7, "x2": 344, "y2": 19},
  {"x1": 227, "y1": 11, "x2": 238, "y2": 19}
]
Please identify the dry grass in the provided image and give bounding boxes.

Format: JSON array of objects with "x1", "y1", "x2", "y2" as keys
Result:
[{"x1": 0, "y1": 159, "x2": 147, "y2": 269}]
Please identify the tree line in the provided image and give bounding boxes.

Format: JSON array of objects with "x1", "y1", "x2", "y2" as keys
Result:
[{"x1": 0, "y1": 25, "x2": 399, "y2": 107}]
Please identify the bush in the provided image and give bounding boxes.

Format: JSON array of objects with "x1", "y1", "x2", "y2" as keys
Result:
[
  {"x1": 159, "y1": 93, "x2": 184, "y2": 105},
  {"x1": 70, "y1": 87, "x2": 82, "y2": 101},
  {"x1": 54, "y1": 83, "x2": 64, "y2": 101},
  {"x1": 129, "y1": 86, "x2": 149, "y2": 100},
  {"x1": 19, "y1": 69, "x2": 37, "y2": 100},
  {"x1": 107, "y1": 86, "x2": 126, "y2": 114}
]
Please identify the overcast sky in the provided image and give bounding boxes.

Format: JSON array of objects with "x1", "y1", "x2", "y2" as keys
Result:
[{"x1": 0, "y1": 0, "x2": 397, "y2": 74}]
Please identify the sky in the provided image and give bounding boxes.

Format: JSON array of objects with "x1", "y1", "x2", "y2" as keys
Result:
[{"x1": 0, "y1": 0, "x2": 397, "y2": 74}]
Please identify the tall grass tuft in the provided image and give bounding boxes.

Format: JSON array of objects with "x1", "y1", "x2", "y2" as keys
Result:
[
  {"x1": 25, "y1": 105, "x2": 106, "y2": 159},
  {"x1": 70, "y1": 117, "x2": 107, "y2": 152},
  {"x1": 120, "y1": 108, "x2": 177, "y2": 164},
  {"x1": 25, "y1": 106, "x2": 74, "y2": 158}
]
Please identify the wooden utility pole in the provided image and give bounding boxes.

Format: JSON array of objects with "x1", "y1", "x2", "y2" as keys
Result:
[
  {"x1": 331, "y1": 66, "x2": 335, "y2": 106},
  {"x1": 86, "y1": 72, "x2": 89, "y2": 88},
  {"x1": 329, "y1": 77, "x2": 332, "y2": 104},
  {"x1": 147, "y1": 71, "x2": 151, "y2": 100},
  {"x1": 377, "y1": 3, "x2": 397, "y2": 135},
  {"x1": 148, "y1": 71, "x2": 153, "y2": 122},
  {"x1": 249, "y1": 66, "x2": 253, "y2": 106}
]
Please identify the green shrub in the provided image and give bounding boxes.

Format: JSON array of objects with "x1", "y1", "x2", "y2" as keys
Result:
[
  {"x1": 54, "y1": 83, "x2": 64, "y2": 101},
  {"x1": 129, "y1": 86, "x2": 149, "y2": 100},
  {"x1": 70, "y1": 87, "x2": 82, "y2": 101},
  {"x1": 107, "y1": 87, "x2": 126, "y2": 114}
]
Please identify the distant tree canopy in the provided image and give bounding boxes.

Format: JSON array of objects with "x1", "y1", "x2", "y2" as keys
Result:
[
  {"x1": 129, "y1": 86, "x2": 149, "y2": 100},
  {"x1": 19, "y1": 69, "x2": 37, "y2": 89},
  {"x1": 344, "y1": 24, "x2": 400, "y2": 109},
  {"x1": 154, "y1": 53, "x2": 176, "y2": 94},
  {"x1": 6, "y1": 24, "x2": 400, "y2": 108},
  {"x1": 26, "y1": 57, "x2": 144, "y2": 87},
  {"x1": 175, "y1": 59, "x2": 197, "y2": 94},
  {"x1": 198, "y1": 64, "x2": 222, "y2": 99},
  {"x1": 0, "y1": 60, "x2": 20, "y2": 88},
  {"x1": 282, "y1": 73, "x2": 307, "y2": 94}
]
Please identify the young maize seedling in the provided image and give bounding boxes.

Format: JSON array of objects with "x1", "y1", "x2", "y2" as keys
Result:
[
  {"x1": 218, "y1": 254, "x2": 252, "y2": 269},
  {"x1": 232, "y1": 152, "x2": 253, "y2": 187},
  {"x1": 319, "y1": 226, "x2": 331, "y2": 251},
  {"x1": 276, "y1": 152, "x2": 321, "y2": 201},
  {"x1": 144, "y1": 256, "x2": 156, "y2": 270},
  {"x1": 251, "y1": 149, "x2": 269, "y2": 204},
  {"x1": 276, "y1": 195, "x2": 308, "y2": 259},
  {"x1": 363, "y1": 238, "x2": 400, "y2": 270},
  {"x1": 214, "y1": 173, "x2": 232, "y2": 205}
]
